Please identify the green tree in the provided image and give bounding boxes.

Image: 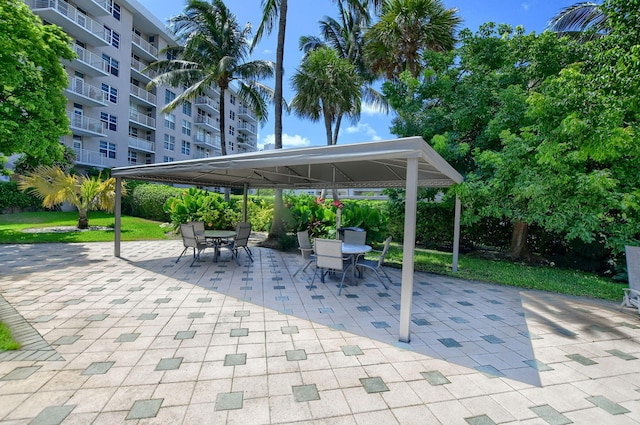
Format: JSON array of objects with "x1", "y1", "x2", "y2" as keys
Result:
[
  {"x1": 147, "y1": 0, "x2": 274, "y2": 157},
  {"x1": 0, "y1": 0, "x2": 75, "y2": 174},
  {"x1": 364, "y1": 0, "x2": 462, "y2": 79},
  {"x1": 18, "y1": 166, "x2": 126, "y2": 229},
  {"x1": 546, "y1": 2, "x2": 607, "y2": 41}
]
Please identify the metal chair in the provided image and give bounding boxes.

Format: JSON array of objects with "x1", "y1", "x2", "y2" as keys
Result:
[
  {"x1": 621, "y1": 245, "x2": 640, "y2": 314},
  {"x1": 293, "y1": 231, "x2": 315, "y2": 277},
  {"x1": 176, "y1": 223, "x2": 209, "y2": 266},
  {"x1": 356, "y1": 236, "x2": 393, "y2": 289},
  {"x1": 311, "y1": 238, "x2": 354, "y2": 296},
  {"x1": 219, "y1": 222, "x2": 253, "y2": 265},
  {"x1": 342, "y1": 229, "x2": 367, "y2": 245}
]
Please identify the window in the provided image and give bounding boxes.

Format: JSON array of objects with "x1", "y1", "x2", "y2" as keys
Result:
[
  {"x1": 228, "y1": 125, "x2": 235, "y2": 136},
  {"x1": 229, "y1": 95, "x2": 236, "y2": 105},
  {"x1": 229, "y1": 110, "x2": 235, "y2": 121},
  {"x1": 104, "y1": 26, "x2": 120, "y2": 48},
  {"x1": 128, "y1": 150, "x2": 137, "y2": 164},
  {"x1": 100, "y1": 141, "x2": 116, "y2": 159},
  {"x1": 165, "y1": 89, "x2": 176, "y2": 105},
  {"x1": 163, "y1": 156, "x2": 174, "y2": 162},
  {"x1": 196, "y1": 146, "x2": 207, "y2": 158},
  {"x1": 181, "y1": 140, "x2": 191, "y2": 155},
  {"x1": 107, "y1": 0, "x2": 120, "y2": 20},
  {"x1": 182, "y1": 119, "x2": 191, "y2": 136},
  {"x1": 166, "y1": 51, "x2": 176, "y2": 61},
  {"x1": 102, "y1": 54, "x2": 119, "y2": 76},
  {"x1": 182, "y1": 102, "x2": 192, "y2": 116},
  {"x1": 101, "y1": 83, "x2": 117, "y2": 104},
  {"x1": 164, "y1": 113, "x2": 175, "y2": 130},
  {"x1": 100, "y1": 112, "x2": 117, "y2": 131},
  {"x1": 164, "y1": 134, "x2": 175, "y2": 151}
]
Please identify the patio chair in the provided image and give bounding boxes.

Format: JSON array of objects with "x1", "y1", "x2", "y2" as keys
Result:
[
  {"x1": 293, "y1": 231, "x2": 315, "y2": 277},
  {"x1": 342, "y1": 229, "x2": 367, "y2": 245},
  {"x1": 621, "y1": 245, "x2": 640, "y2": 314},
  {"x1": 177, "y1": 223, "x2": 209, "y2": 266},
  {"x1": 356, "y1": 236, "x2": 393, "y2": 290},
  {"x1": 189, "y1": 221, "x2": 206, "y2": 240},
  {"x1": 311, "y1": 238, "x2": 354, "y2": 296},
  {"x1": 219, "y1": 222, "x2": 253, "y2": 265}
]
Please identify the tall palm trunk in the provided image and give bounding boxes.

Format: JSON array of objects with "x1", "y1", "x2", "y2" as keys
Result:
[
  {"x1": 77, "y1": 208, "x2": 89, "y2": 229},
  {"x1": 510, "y1": 221, "x2": 531, "y2": 260}
]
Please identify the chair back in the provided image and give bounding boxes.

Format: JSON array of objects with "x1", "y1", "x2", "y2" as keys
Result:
[
  {"x1": 314, "y1": 238, "x2": 345, "y2": 270},
  {"x1": 297, "y1": 231, "x2": 314, "y2": 259},
  {"x1": 343, "y1": 229, "x2": 366, "y2": 245},
  {"x1": 180, "y1": 223, "x2": 198, "y2": 248},
  {"x1": 234, "y1": 222, "x2": 252, "y2": 248},
  {"x1": 378, "y1": 236, "x2": 392, "y2": 266},
  {"x1": 626, "y1": 245, "x2": 640, "y2": 291},
  {"x1": 189, "y1": 221, "x2": 205, "y2": 239}
]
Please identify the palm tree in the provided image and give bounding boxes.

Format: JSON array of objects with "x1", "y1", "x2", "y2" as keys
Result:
[
  {"x1": 546, "y1": 2, "x2": 607, "y2": 41},
  {"x1": 18, "y1": 166, "x2": 125, "y2": 229},
  {"x1": 364, "y1": 0, "x2": 462, "y2": 79},
  {"x1": 147, "y1": 0, "x2": 274, "y2": 156}
]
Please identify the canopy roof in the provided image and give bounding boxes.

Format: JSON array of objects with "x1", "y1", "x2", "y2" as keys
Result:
[{"x1": 111, "y1": 136, "x2": 463, "y2": 189}]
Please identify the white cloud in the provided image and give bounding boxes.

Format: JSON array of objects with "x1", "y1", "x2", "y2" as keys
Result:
[
  {"x1": 262, "y1": 49, "x2": 273, "y2": 54},
  {"x1": 521, "y1": 2, "x2": 529, "y2": 11},
  {"x1": 259, "y1": 133, "x2": 312, "y2": 150},
  {"x1": 361, "y1": 102, "x2": 385, "y2": 116},
  {"x1": 344, "y1": 122, "x2": 381, "y2": 141}
]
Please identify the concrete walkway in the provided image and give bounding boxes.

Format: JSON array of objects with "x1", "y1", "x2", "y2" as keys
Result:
[{"x1": 0, "y1": 240, "x2": 639, "y2": 424}]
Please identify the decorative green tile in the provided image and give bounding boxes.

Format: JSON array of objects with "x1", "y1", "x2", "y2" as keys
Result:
[
  {"x1": 138, "y1": 313, "x2": 158, "y2": 320},
  {"x1": 1, "y1": 366, "x2": 41, "y2": 381},
  {"x1": 341, "y1": 345, "x2": 363, "y2": 356},
  {"x1": 110, "y1": 298, "x2": 129, "y2": 304},
  {"x1": 33, "y1": 315, "x2": 55, "y2": 323},
  {"x1": 82, "y1": 361, "x2": 115, "y2": 375},
  {"x1": 52, "y1": 335, "x2": 81, "y2": 345},
  {"x1": 524, "y1": 359, "x2": 554, "y2": 372},
  {"x1": 230, "y1": 328, "x2": 249, "y2": 337},
  {"x1": 64, "y1": 299, "x2": 84, "y2": 305},
  {"x1": 87, "y1": 313, "x2": 109, "y2": 321},
  {"x1": 224, "y1": 353, "x2": 247, "y2": 366},
  {"x1": 30, "y1": 405, "x2": 76, "y2": 425},
  {"x1": 215, "y1": 391, "x2": 244, "y2": 411},
  {"x1": 292, "y1": 384, "x2": 320, "y2": 402},
  {"x1": 530, "y1": 404, "x2": 573, "y2": 425},
  {"x1": 156, "y1": 357, "x2": 183, "y2": 371},
  {"x1": 286, "y1": 349, "x2": 307, "y2": 361},
  {"x1": 421, "y1": 370, "x2": 450, "y2": 386},
  {"x1": 360, "y1": 377, "x2": 389, "y2": 393},
  {"x1": 154, "y1": 298, "x2": 171, "y2": 304},
  {"x1": 281, "y1": 326, "x2": 299, "y2": 334},
  {"x1": 465, "y1": 414, "x2": 497, "y2": 425},
  {"x1": 197, "y1": 298, "x2": 212, "y2": 303},
  {"x1": 188, "y1": 312, "x2": 205, "y2": 319},
  {"x1": 234, "y1": 310, "x2": 250, "y2": 317},
  {"x1": 126, "y1": 398, "x2": 163, "y2": 419},
  {"x1": 586, "y1": 395, "x2": 630, "y2": 415},
  {"x1": 174, "y1": 330, "x2": 196, "y2": 340},
  {"x1": 606, "y1": 349, "x2": 637, "y2": 361},
  {"x1": 566, "y1": 354, "x2": 597, "y2": 366},
  {"x1": 115, "y1": 333, "x2": 140, "y2": 343}
]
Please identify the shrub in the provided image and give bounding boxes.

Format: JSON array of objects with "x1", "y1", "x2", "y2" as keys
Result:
[
  {"x1": 244, "y1": 196, "x2": 273, "y2": 232},
  {"x1": 0, "y1": 181, "x2": 41, "y2": 213},
  {"x1": 164, "y1": 188, "x2": 241, "y2": 230},
  {"x1": 127, "y1": 183, "x2": 183, "y2": 222}
]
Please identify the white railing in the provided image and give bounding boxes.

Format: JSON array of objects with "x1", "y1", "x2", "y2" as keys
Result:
[
  {"x1": 33, "y1": 0, "x2": 105, "y2": 41},
  {"x1": 67, "y1": 112, "x2": 104, "y2": 134},
  {"x1": 238, "y1": 106, "x2": 257, "y2": 121},
  {"x1": 130, "y1": 57, "x2": 157, "y2": 79},
  {"x1": 194, "y1": 135, "x2": 221, "y2": 149},
  {"x1": 72, "y1": 44, "x2": 109, "y2": 74},
  {"x1": 67, "y1": 76, "x2": 105, "y2": 104},
  {"x1": 129, "y1": 110, "x2": 156, "y2": 128},
  {"x1": 131, "y1": 31, "x2": 158, "y2": 58},
  {"x1": 128, "y1": 136, "x2": 155, "y2": 152},
  {"x1": 238, "y1": 121, "x2": 257, "y2": 134},
  {"x1": 194, "y1": 115, "x2": 220, "y2": 131},
  {"x1": 72, "y1": 147, "x2": 107, "y2": 167},
  {"x1": 195, "y1": 96, "x2": 220, "y2": 113},
  {"x1": 130, "y1": 83, "x2": 156, "y2": 104}
]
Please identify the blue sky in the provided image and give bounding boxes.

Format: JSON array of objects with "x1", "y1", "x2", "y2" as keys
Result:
[{"x1": 137, "y1": 0, "x2": 579, "y2": 149}]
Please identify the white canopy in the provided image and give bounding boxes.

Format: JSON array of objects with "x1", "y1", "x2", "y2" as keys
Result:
[{"x1": 111, "y1": 136, "x2": 464, "y2": 342}]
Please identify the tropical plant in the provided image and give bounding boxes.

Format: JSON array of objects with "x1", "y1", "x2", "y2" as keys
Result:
[
  {"x1": 147, "y1": 0, "x2": 274, "y2": 157},
  {"x1": 546, "y1": 1, "x2": 607, "y2": 41},
  {"x1": 17, "y1": 166, "x2": 126, "y2": 229},
  {"x1": 163, "y1": 187, "x2": 240, "y2": 231},
  {"x1": 364, "y1": 0, "x2": 462, "y2": 79},
  {"x1": 0, "y1": 0, "x2": 75, "y2": 175}
]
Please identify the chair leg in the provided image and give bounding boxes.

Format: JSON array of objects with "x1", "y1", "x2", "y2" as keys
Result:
[
  {"x1": 374, "y1": 270, "x2": 389, "y2": 290},
  {"x1": 310, "y1": 267, "x2": 319, "y2": 290},
  {"x1": 175, "y1": 247, "x2": 189, "y2": 263},
  {"x1": 243, "y1": 246, "x2": 254, "y2": 262}
]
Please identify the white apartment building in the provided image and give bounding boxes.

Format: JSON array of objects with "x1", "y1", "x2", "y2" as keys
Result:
[{"x1": 26, "y1": 0, "x2": 259, "y2": 171}]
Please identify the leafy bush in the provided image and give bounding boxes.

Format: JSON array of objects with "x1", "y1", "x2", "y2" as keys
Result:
[
  {"x1": 339, "y1": 200, "x2": 388, "y2": 243},
  {"x1": 127, "y1": 183, "x2": 183, "y2": 222},
  {"x1": 0, "y1": 181, "x2": 41, "y2": 213},
  {"x1": 164, "y1": 188, "x2": 241, "y2": 230},
  {"x1": 244, "y1": 196, "x2": 273, "y2": 232}
]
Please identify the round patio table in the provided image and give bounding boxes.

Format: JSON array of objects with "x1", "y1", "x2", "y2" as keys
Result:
[
  {"x1": 341, "y1": 243, "x2": 372, "y2": 284},
  {"x1": 205, "y1": 230, "x2": 236, "y2": 262}
]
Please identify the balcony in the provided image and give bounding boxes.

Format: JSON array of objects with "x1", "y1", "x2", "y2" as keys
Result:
[
  {"x1": 130, "y1": 57, "x2": 157, "y2": 83},
  {"x1": 131, "y1": 31, "x2": 158, "y2": 62},
  {"x1": 63, "y1": 44, "x2": 109, "y2": 77},
  {"x1": 65, "y1": 77, "x2": 106, "y2": 107},
  {"x1": 237, "y1": 139, "x2": 257, "y2": 152},
  {"x1": 238, "y1": 121, "x2": 257, "y2": 136},
  {"x1": 128, "y1": 136, "x2": 155, "y2": 153},
  {"x1": 68, "y1": 112, "x2": 104, "y2": 137},
  {"x1": 129, "y1": 110, "x2": 156, "y2": 130},
  {"x1": 194, "y1": 135, "x2": 221, "y2": 151},
  {"x1": 130, "y1": 84, "x2": 156, "y2": 107},
  {"x1": 75, "y1": 0, "x2": 109, "y2": 16},
  {"x1": 30, "y1": 0, "x2": 107, "y2": 46},
  {"x1": 72, "y1": 147, "x2": 108, "y2": 167},
  {"x1": 194, "y1": 115, "x2": 220, "y2": 132},
  {"x1": 195, "y1": 96, "x2": 219, "y2": 114},
  {"x1": 238, "y1": 106, "x2": 257, "y2": 121}
]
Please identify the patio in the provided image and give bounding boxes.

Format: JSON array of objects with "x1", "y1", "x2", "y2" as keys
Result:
[{"x1": 1, "y1": 240, "x2": 639, "y2": 424}]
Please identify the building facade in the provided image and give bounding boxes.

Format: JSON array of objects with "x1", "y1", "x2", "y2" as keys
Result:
[{"x1": 26, "y1": 0, "x2": 259, "y2": 172}]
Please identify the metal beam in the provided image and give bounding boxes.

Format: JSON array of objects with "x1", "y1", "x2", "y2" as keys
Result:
[
  {"x1": 114, "y1": 177, "x2": 122, "y2": 257},
  {"x1": 399, "y1": 157, "x2": 418, "y2": 343}
]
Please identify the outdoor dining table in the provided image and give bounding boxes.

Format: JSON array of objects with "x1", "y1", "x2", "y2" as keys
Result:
[
  {"x1": 342, "y1": 243, "x2": 372, "y2": 284},
  {"x1": 204, "y1": 230, "x2": 236, "y2": 262}
]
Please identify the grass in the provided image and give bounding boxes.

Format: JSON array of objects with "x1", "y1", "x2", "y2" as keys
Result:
[
  {"x1": 0, "y1": 211, "x2": 170, "y2": 243},
  {"x1": 0, "y1": 212, "x2": 625, "y2": 303},
  {"x1": 384, "y1": 245, "x2": 625, "y2": 302},
  {"x1": 0, "y1": 321, "x2": 20, "y2": 351}
]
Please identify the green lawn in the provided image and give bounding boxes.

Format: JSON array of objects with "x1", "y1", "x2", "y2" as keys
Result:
[{"x1": 0, "y1": 321, "x2": 20, "y2": 351}]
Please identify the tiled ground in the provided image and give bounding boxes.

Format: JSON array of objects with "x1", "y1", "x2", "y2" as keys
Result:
[{"x1": 0, "y1": 240, "x2": 639, "y2": 424}]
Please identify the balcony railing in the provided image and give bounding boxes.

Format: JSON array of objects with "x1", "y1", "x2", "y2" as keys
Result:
[
  {"x1": 129, "y1": 110, "x2": 156, "y2": 128},
  {"x1": 238, "y1": 121, "x2": 257, "y2": 135},
  {"x1": 130, "y1": 57, "x2": 157, "y2": 80},
  {"x1": 194, "y1": 135, "x2": 221, "y2": 149},
  {"x1": 238, "y1": 106, "x2": 257, "y2": 121},
  {"x1": 31, "y1": 0, "x2": 106, "y2": 44},
  {"x1": 67, "y1": 76, "x2": 105, "y2": 105},
  {"x1": 131, "y1": 31, "x2": 158, "y2": 58},
  {"x1": 128, "y1": 136, "x2": 155, "y2": 152},
  {"x1": 195, "y1": 96, "x2": 219, "y2": 113},
  {"x1": 70, "y1": 44, "x2": 109, "y2": 75},
  {"x1": 72, "y1": 147, "x2": 108, "y2": 167},
  {"x1": 68, "y1": 112, "x2": 104, "y2": 135},
  {"x1": 130, "y1": 83, "x2": 156, "y2": 105},
  {"x1": 194, "y1": 115, "x2": 220, "y2": 131}
]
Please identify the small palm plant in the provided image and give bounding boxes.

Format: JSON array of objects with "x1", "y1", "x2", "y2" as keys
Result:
[{"x1": 18, "y1": 165, "x2": 126, "y2": 229}]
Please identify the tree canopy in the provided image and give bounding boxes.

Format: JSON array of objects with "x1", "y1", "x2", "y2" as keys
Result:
[{"x1": 0, "y1": 0, "x2": 75, "y2": 174}]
